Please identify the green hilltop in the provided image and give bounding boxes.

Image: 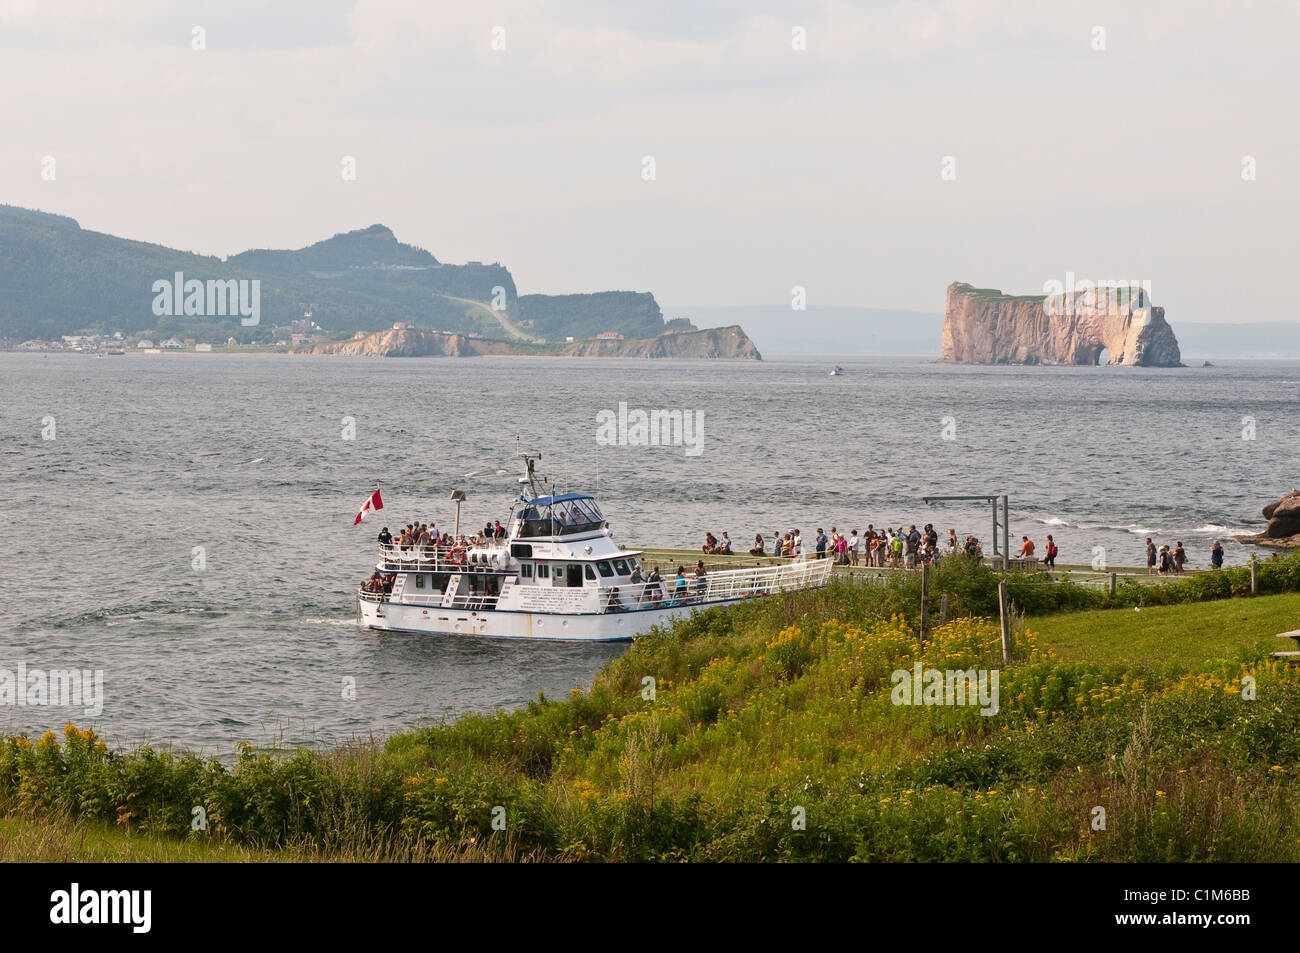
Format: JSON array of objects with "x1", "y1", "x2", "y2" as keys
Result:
[{"x1": 0, "y1": 205, "x2": 683, "y2": 345}]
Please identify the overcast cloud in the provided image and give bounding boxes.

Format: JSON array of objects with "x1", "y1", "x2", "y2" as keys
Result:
[{"x1": 1, "y1": 0, "x2": 1294, "y2": 321}]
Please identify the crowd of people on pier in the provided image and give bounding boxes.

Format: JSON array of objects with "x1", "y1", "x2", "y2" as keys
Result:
[{"x1": 714, "y1": 524, "x2": 1043, "y2": 570}]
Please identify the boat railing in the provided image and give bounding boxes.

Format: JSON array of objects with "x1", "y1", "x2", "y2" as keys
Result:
[
  {"x1": 359, "y1": 584, "x2": 503, "y2": 611},
  {"x1": 376, "y1": 541, "x2": 507, "y2": 572},
  {"x1": 599, "y1": 559, "x2": 833, "y2": 613}
]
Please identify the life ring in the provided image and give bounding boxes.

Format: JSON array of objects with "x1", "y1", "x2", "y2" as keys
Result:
[
  {"x1": 489, "y1": 553, "x2": 501, "y2": 568},
  {"x1": 449, "y1": 547, "x2": 466, "y2": 566}
]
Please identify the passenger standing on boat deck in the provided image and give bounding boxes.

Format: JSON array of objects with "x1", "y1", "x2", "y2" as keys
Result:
[
  {"x1": 815, "y1": 529, "x2": 827, "y2": 559},
  {"x1": 494, "y1": 520, "x2": 504, "y2": 539},
  {"x1": 647, "y1": 566, "x2": 663, "y2": 603},
  {"x1": 378, "y1": 526, "x2": 392, "y2": 546},
  {"x1": 793, "y1": 530, "x2": 803, "y2": 558},
  {"x1": 848, "y1": 530, "x2": 860, "y2": 566},
  {"x1": 630, "y1": 564, "x2": 646, "y2": 602},
  {"x1": 674, "y1": 567, "x2": 688, "y2": 603},
  {"x1": 694, "y1": 561, "x2": 708, "y2": 599}
]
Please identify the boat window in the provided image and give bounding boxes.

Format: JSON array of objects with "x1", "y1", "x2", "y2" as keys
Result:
[
  {"x1": 537, "y1": 563, "x2": 549, "y2": 579},
  {"x1": 596, "y1": 561, "x2": 614, "y2": 577},
  {"x1": 585, "y1": 564, "x2": 596, "y2": 581},
  {"x1": 414, "y1": 574, "x2": 425, "y2": 589},
  {"x1": 516, "y1": 497, "x2": 605, "y2": 537},
  {"x1": 521, "y1": 563, "x2": 533, "y2": 579},
  {"x1": 613, "y1": 558, "x2": 630, "y2": 576}
]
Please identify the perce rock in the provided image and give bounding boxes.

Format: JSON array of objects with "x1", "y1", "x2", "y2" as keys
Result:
[{"x1": 940, "y1": 282, "x2": 1183, "y2": 366}]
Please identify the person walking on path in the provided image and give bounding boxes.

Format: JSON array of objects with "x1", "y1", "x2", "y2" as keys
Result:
[
  {"x1": 1043, "y1": 534, "x2": 1058, "y2": 569},
  {"x1": 1146, "y1": 538, "x2": 1158, "y2": 575},
  {"x1": 1211, "y1": 540, "x2": 1224, "y2": 569},
  {"x1": 1173, "y1": 542, "x2": 1187, "y2": 574}
]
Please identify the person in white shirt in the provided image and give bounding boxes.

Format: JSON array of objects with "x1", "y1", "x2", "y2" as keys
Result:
[
  {"x1": 849, "y1": 531, "x2": 860, "y2": 566},
  {"x1": 792, "y1": 530, "x2": 803, "y2": 558}
]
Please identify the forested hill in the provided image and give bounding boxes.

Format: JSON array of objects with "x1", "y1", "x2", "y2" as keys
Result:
[{"x1": 0, "y1": 205, "x2": 691, "y2": 344}]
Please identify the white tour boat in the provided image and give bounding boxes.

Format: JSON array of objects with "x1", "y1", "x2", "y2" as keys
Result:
[{"x1": 356, "y1": 453, "x2": 833, "y2": 641}]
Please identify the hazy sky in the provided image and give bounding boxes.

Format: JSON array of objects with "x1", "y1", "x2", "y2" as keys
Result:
[{"x1": 2, "y1": 0, "x2": 1295, "y2": 321}]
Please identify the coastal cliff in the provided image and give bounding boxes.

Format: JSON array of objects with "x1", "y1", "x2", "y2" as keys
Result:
[
  {"x1": 560, "y1": 325, "x2": 759, "y2": 359},
  {"x1": 940, "y1": 282, "x2": 1182, "y2": 367},
  {"x1": 297, "y1": 325, "x2": 761, "y2": 360}
]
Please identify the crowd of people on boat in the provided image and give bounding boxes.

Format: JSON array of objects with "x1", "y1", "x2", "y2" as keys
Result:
[
  {"x1": 378, "y1": 521, "x2": 507, "y2": 554},
  {"x1": 360, "y1": 571, "x2": 396, "y2": 595}
]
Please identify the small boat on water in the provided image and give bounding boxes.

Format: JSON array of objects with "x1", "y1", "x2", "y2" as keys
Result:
[
  {"x1": 356, "y1": 452, "x2": 833, "y2": 641},
  {"x1": 829, "y1": 366, "x2": 844, "y2": 376}
]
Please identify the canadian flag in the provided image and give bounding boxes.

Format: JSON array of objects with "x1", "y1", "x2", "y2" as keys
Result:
[{"x1": 353, "y1": 488, "x2": 384, "y2": 525}]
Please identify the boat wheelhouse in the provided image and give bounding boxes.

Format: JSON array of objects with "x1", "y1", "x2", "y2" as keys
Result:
[{"x1": 356, "y1": 454, "x2": 832, "y2": 641}]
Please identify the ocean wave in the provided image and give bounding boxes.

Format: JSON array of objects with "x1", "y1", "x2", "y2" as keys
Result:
[{"x1": 1031, "y1": 517, "x2": 1256, "y2": 538}]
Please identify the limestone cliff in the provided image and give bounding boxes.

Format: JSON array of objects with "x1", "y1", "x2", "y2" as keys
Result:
[
  {"x1": 296, "y1": 329, "x2": 515, "y2": 357},
  {"x1": 297, "y1": 325, "x2": 761, "y2": 360},
  {"x1": 559, "y1": 325, "x2": 760, "y2": 359},
  {"x1": 940, "y1": 282, "x2": 1182, "y2": 366}
]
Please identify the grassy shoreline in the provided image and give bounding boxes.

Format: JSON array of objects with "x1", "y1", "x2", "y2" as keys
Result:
[{"x1": 5, "y1": 556, "x2": 1300, "y2": 862}]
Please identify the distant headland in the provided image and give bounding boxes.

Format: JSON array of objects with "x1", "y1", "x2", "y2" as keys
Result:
[
  {"x1": 0, "y1": 203, "x2": 751, "y2": 356},
  {"x1": 297, "y1": 324, "x2": 760, "y2": 360}
]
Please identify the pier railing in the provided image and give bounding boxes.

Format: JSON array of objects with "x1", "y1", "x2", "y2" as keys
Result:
[{"x1": 600, "y1": 558, "x2": 834, "y2": 613}]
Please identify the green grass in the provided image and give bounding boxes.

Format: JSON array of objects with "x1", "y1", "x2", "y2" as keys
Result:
[
  {"x1": 5, "y1": 561, "x2": 1300, "y2": 862},
  {"x1": 1034, "y1": 591, "x2": 1300, "y2": 667},
  {"x1": 0, "y1": 814, "x2": 293, "y2": 862}
]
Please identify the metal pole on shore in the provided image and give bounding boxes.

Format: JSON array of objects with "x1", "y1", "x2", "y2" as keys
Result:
[
  {"x1": 1251, "y1": 556, "x2": 1259, "y2": 596},
  {"x1": 1110, "y1": 572, "x2": 1117, "y2": 597},
  {"x1": 998, "y1": 579, "x2": 1012, "y2": 664},
  {"x1": 991, "y1": 500, "x2": 998, "y2": 568},
  {"x1": 1001, "y1": 495, "x2": 1010, "y2": 571},
  {"x1": 920, "y1": 562, "x2": 930, "y2": 643}
]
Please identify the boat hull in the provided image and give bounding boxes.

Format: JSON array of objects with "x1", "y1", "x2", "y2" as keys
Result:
[{"x1": 358, "y1": 593, "x2": 757, "y2": 641}]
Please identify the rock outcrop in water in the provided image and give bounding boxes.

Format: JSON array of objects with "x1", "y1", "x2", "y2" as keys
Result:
[
  {"x1": 297, "y1": 325, "x2": 761, "y2": 360},
  {"x1": 1234, "y1": 490, "x2": 1300, "y2": 549},
  {"x1": 940, "y1": 282, "x2": 1182, "y2": 366}
]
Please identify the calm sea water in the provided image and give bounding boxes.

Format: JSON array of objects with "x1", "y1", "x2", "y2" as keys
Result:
[{"x1": 1, "y1": 353, "x2": 1295, "y2": 751}]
